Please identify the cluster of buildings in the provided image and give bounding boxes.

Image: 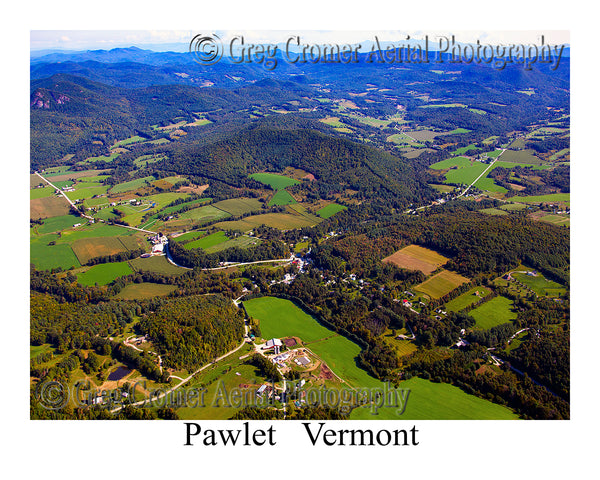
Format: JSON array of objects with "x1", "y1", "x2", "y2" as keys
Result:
[{"x1": 148, "y1": 233, "x2": 168, "y2": 255}]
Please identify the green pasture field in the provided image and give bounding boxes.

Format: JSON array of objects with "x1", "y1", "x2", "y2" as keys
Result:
[
  {"x1": 178, "y1": 205, "x2": 231, "y2": 223},
  {"x1": 473, "y1": 177, "x2": 507, "y2": 193},
  {"x1": 268, "y1": 190, "x2": 297, "y2": 206},
  {"x1": 134, "y1": 154, "x2": 166, "y2": 168},
  {"x1": 319, "y1": 116, "x2": 348, "y2": 128},
  {"x1": 380, "y1": 329, "x2": 417, "y2": 359},
  {"x1": 244, "y1": 297, "x2": 333, "y2": 343},
  {"x1": 65, "y1": 185, "x2": 110, "y2": 201},
  {"x1": 445, "y1": 286, "x2": 492, "y2": 312},
  {"x1": 500, "y1": 149, "x2": 543, "y2": 165},
  {"x1": 212, "y1": 198, "x2": 263, "y2": 216},
  {"x1": 468, "y1": 108, "x2": 486, "y2": 115},
  {"x1": 317, "y1": 203, "x2": 347, "y2": 219},
  {"x1": 443, "y1": 162, "x2": 490, "y2": 185},
  {"x1": 549, "y1": 148, "x2": 570, "y2": 161},
  {"x1": 446, "y1": 127, "x2": 471, "y2": 134},
  {"x1": 84, "y1": 153, "x2": 120, "y2": 163},
  {"x1": 77, "y1": 261, "x2": 133, "y2": 286},
  {"x1": 162, "y1": 198, "x2": 212, "y2": 214},
  {"x1": 538, "y1": 214, "x2": 570, "y2": 227},
  {"x1": 112, "y1": 136, "x2": 145, "y2": 148},
  {"x1": 44, "y1": 169, "x2": 110, "y2": 183},
  {"x1": 499, "y1": 203, "x2": 527, "y2": 211},
  {"x1": 415, "y1": 270, "x2": 470, "y2": 299},
  {"x1": 429, "y1": 156, "x2": 472, "y2": 170},
  {"x1": 173, "y1": 230, "x2": 205, "y2": 242},
  {"x1": 129, "y1": 255, "x2": 187, "y2": 275},
  {"x1": 453, "y1": 145, "x2": 477, "y2": 155},
  {"x1": 516, "y1": 193, "x2": 570, "y2": 205},
  {"x1": 386, "y1": 133, "x2": 423, "y2": 146},
  {"x1": 186, "y1": 117, "x2": 212, "y2": 127},
  {"x1": 113, "y1": 282, "x2": 177, "y2": 300},
  {"x1": 30, "y1": 234, "x2": 80, "y2": 271},
  {"x1": 55, "y1": 223, "x2": 135, "y2": 244},
  {"x1": 428, "y1": 184, "x2": 455, "y2": 193},
  {"x1": 249, "y1": 172, "x2": 300, "y2": 190},
  {"x1": 51, "y1": 180, "x2": 74, "y2": 189},
  {"x1": 207, "y1": 296, "x2": 517, "y2": 419},
  {"x1": 469, "y1": 296, "x2": 517, "y2": 330},
  {"x1": 176, "y1": 361, "x2": 267, "y2": 420},
  {"x1": 43, "y1": 166, "x2": 71, "y2": 175},
  {"x1": 483, "y1": 136, "x2": 499, "y2": 144},
  {"x1": 510, "y1": 271, "x2": 566, "y2": 296},
  {"x1": 349, "y1": 376, "x2": 518, "y2": 420},
  {"x1": 486, "y1": 149, "x2": 504, "y2": 158},
  {"x1": 110, "y1": 176, "x2": 156, "y2": 194},
  {"x1": 36, "y1": 215, "x2": 82, "y2": 234},
  {"x1": 204, "y1": 235, "x2": 260, "y2": 253},
  {"x1": 215, "y1": 212, "x2": 319, "y2": 231},
  {"x1": 184, "y1": 231, "x2": 228, "y2": 250},
  {"x1": 30, "y1": 344, "x2": 53, "y2": 359},
  {"x1": 30, "y1": 186, "x2": 55, "y2": 199},
  {"x1": 140, "y1": 138, "x2": 170, "y2": 145}
]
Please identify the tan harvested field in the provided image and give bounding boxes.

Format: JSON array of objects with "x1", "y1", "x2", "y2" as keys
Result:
[
  {"x1": 215, "y1": 212, "x2": 319, "y2": 231},
  {"x1": 383, "y1": 245, "x2": 450, "y2": 274},
  {"x1": 415, "y1": 270, "x2": 470, "y2": 299},
  {"x1": 45, "y1": 169, "x2": 111, "y2": 183},
  {"x1": 177, "y1": 184, "x2": 209, "y2": 195},
  {"x1": 71, "y1": 236, "x2": 147, "y2": 264},
  {"x1": 71, "y1": 237, "x2": 128, "y2": 264},
  {"x1": 406, "y1": 130, "x2": 440, "y2": 142},
  {"x1": 30, "y1": 196, "x2": 71, "y2": 219}
]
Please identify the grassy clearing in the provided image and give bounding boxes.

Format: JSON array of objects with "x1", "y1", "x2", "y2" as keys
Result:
[
  {"x1": 212, "y1": 198, "x2": 263, "y2": 216},
  {"x1": 173, "y1": 230, "x2": 205, "y2": 242},
  {"x1": 480, "y1": 208, "x2": 508, "y2": 216},
  {"x1": 133, "y1": 154, "x2": 166, "y2": 168},
  {"x1": 469, "y1": 296, "x2": 517, "y2": 330},
  {"x1": 510, "y1": 271, "x2": 566, "y2": 296},
  {"x1": 350, "y1": 377, "x2": 517, "y2": 420},
  {"x1": 453, "y1": 145, "x2": 477, "y2": 155},
  {"x1": 268, "y1": 190, "x2": 297, "y2": 206},
  {"x1": 316, "y1": 203, "x2": 347, "y2": 219},
  {"x1": 415, "y1": 270, "x2": 470, "y2": 299},
  {"x1": 178, "y1": 205, "x2": 231, "y2": 223},
  {"x1": 387, "y1": 133, "x2": 423, "y2": 147},
  {"x1": 500, "y1": 149, "x2": 543, "y2": 165},
  {"x1": 77, "y1": 261, "x2": 133, "y2": 286},
  {"x1": 113, "y1": 283, "x2": 177, "y2": 300},
  {"x1": 429, "y1": 156, "x2": 473, "y2": 170},
  {"x1": 184, "y1": 231, "x2": 229, "y2": 250},
  {"x1": 383, "y1": 245, "x2": 449, "y2": 275},
  {"x1": 445, "y1": 286, "x2": 492, "y2": 312},
  {"x1": 110, "y1": 176, "x2": 156, "y2": 194},
  {"x1": 244, "y1": 297, "x2": 333, "y2": 343},
  {"x1": 215, "y1": 212, "x2": 319, "y2": 231},
  {"x1": 30, "y1": 186, "x2": 56, "y2": 200},
  {"x1": 30, "y1": 235, "x2": 80, "y2": 271},
  {"x1": 129, "y1": 255, "x2": 187, "y2": 275},
  {"x1": 55, "y1": 223, "x2": 135, "y2": 244},
  {"x1": 249, "y1": 173, "x2": 300, "y2": 190},
  {"x1": 36, "y1": 215, "x2": 82, "y2": 234},
  {"x1": 514, "y1": 193, "x2": 570, "y2": 205},
  {"x1": 112, "y1": 136, "x2": 145, "y2": 148}
]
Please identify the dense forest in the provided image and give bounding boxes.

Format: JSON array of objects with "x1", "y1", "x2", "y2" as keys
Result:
[{"x1": 138, "y1": 295, "x2": 244, "y2": 371}]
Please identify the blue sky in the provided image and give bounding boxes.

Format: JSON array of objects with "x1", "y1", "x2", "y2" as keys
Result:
[{"x1": 31, "y1": 30, "x2": 570, "y2": 52}]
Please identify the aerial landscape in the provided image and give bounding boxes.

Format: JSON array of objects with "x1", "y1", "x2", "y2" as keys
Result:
[{"x1": 29, "y1": 31, "x2": 570, "y2": 421}]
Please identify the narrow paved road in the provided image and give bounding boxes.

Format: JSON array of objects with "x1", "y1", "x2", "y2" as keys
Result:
[{"x1": 34, "y1": 171, "x2": 93, "y2": 220}]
